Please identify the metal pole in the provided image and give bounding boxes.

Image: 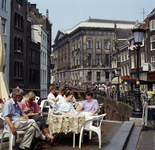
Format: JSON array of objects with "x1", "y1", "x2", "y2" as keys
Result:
[{"x1": 132, "y1": 46, "x2": 142, "y2": 117}]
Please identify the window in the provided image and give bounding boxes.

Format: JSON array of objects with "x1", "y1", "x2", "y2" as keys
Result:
[
  {"x1": 150, "y1": 20, "x2": 155, "y2": 31},
  {"x1": 14, "y1": 36, "x2": 23, "y2": 52},
  {"x1": 127, "y1": 64, "x2": 129, "y2": 76},
  {"x1": 131, "y1": 56, "x2": 135, "y2": 69},
  {"x1": 14, "y1": 62, "x2": 23, "y2": 78},
  {"x1": 121, "y1": 66, "x2": 123, "y2": 76},
  {"x1": 1, "y1": 0, "x2": 6, "y2": 10},
  {"x1": 104, "y1": 40, "x2": 109, "y2": 49},
  {"x1": 78, "y1": 54, "x2": 81, "y2": 65},
  {"x1": 105, "y1": 72, "x2": 109, "y2": 80},
  {"x1": 87, "y1": 54, "x2": 92, "y2": 66},
  {"x1": 72, "y1": 44, "x2": 75, "y2": 50},
  {"x1": 130, "y1": 40, "x2": 134, "y2": 50},
  {"x1": 15, "y1": 12, "x2": 23, "y2": 29},
  {"x1": 1, "y1": 18, "x2": 6, "y2": 34},
  {"x1": 75, "y1": 42, "x2": 77, "y2": 49},
  {"x1": 118, "y1": 54, "x2": 120, "y2": 62},
  {"x1": 96, "y1": 72, "x2": 101, "y2": 81},
  {"x1": 124, "y1": 65, "x2": 126, "y2": 76},
  {"x1": 151, "y1": 35, "x2": 155, "y2": 50},
  {"x1": 151, "y1": 56, "x2": 155, "y2": 71},
  {"x1": 121, "y1": 53, "x2": 123, "y2": 62},
  {"x1": 87, "y1": 39, "x2": 92, "y2": 49},
  {"x1": 96, "y1": 40, "x2": 101, "y2": 49},
  {"x1": 96, "y1": 54, "x2": 100, "y2": 66},
  {"x1": 29, "y1": 69, "x2": 39, "y2": 83},
  {"x1": 127, "y1": 51, "x2": 129, "y2": 60},
  {"x1": 78, "y1": 41, "x2": 81, "y2": 48},
  {"x1": 124, "y1": 51, "x2": 126, "y2": 61},
  {"x1": 87, "y1": 72, "x2": 92, "y2": 81},
  {"x1": 29, "y1": 49, "x2": 39, "y2": 64},
  {"x1": 141, "y1": 53, "x2": 145, "y2": 67},
  {"x1": 105, "y1": 54, "x2": 109, "y2": 65}
]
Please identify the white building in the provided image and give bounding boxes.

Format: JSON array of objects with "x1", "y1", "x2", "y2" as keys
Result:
[
  {"x1": 0, "y1": 0, "x2": 11, "y2": 86},
  {"x1": 31, "y1": 25, "x2": 48, "y2": 98}
]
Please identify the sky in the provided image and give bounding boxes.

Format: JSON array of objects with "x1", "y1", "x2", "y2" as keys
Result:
[{"x1": 28, "y1": 0, "x2": 155, "y2": 44}]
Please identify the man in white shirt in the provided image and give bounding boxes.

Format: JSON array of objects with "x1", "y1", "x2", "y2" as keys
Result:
[
  {"x1": 47, "y1": 86, "x2": 59, "y2": 108},
  {"x1": 55, "y1": 87, "x2": 65, "y2": 110}
]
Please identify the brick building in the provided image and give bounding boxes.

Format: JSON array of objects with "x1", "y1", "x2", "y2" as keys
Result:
[{"x1": 9, "y1": 0, "x2": 28, "y2": 90}]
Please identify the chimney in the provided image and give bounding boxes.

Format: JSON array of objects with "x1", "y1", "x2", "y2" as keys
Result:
[{"x1": 46, "y1": 9, "x2": 49, "y2": 19}]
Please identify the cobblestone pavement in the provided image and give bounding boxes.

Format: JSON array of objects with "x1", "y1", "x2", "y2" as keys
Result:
[
  {"x1": 1, "y1": 122, "x2": 123, "y2": 150},
  {"x1": 136, "y1": 122, "x2": 155, "y2": 150}
]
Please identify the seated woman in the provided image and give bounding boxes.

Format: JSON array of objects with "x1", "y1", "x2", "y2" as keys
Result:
[
  {"x1": 19, "y1": 91, "x2": 55, "y2": 144},
  {"x1": 76, "y1": 90, "x2": 99, "y2": 120},
  {"x1": 57, "y1": 91, "x2": 75, "y2": 112},
  {"x1": 64, "y1": 88, "x2": 78, "y2": 108}
]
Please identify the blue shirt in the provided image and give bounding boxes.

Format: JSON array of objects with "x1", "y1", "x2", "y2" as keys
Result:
[{"x1": 2, "y1": 98, "x2": 24, "y2": 123}]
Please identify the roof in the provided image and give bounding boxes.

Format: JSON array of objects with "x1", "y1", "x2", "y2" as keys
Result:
[
  {"x1": 86, "y1": 18, "x2": 137, "y2": 25},
  {"x1": 117, "y1": 29, "x2": 131, "y2": 39},
  {"x1": 54, "y1": 18, "x2": 137, "y2": 42}
]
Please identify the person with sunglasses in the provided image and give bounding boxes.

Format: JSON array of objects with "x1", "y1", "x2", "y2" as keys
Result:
[{"x1": 19, "y1": 91, "x2": 55, "y2": 145}]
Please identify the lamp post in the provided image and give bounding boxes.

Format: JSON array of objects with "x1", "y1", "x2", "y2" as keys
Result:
[{"x1": 132, "y1": 27, "x2": 145, "y2": 117}]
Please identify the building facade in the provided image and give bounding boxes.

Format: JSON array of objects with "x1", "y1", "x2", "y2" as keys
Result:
[
  {"x1": 28, "y1": 4, "x2": 52, "y2": 98},
  {"x1": 10, "y1": 0, "x2": 28, "y2": 89},
  {"x1": 0, "y1": 0, "x2": 11, "y2": 86},
  {"x1": 52, "y1": 18, "x2": 136, "y2": 87}
]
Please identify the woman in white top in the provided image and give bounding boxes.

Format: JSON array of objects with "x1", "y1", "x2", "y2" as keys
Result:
[
  {"x1": 47, "y1": 86, "x2": 59, "y2": 108},
  {"x1": 58, "y1": 91, "x2": 75, "y2": 112},
  {"x1": 64, "y1": 88, "x2": 78, "y2": 108}
]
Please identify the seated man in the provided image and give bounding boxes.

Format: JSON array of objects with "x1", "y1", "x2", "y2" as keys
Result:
[
  {"x1": 2, "y1": 88, "x2": 42, "y2": 150},
  {"x1": 47, "y1": 86, "x2": 59, "y2": 109},
  {"x1": 76, "y1": 90, "x2": 99, "y2": 120},
  {"x1": 54, "y1": 87, "x2": 65, "y2": 111}
]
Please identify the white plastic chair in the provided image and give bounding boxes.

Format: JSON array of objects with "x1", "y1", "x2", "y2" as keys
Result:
[
  {"x1": 40, "y1": 99, "x2": 50, "y2": 114},
  {"x1": 0, "y1": 113, "x2": 26, "y2": 150},
  {"x1": 79, "y1": 113, "x2": 106, "y2": 149},
  {"x1": 35, "y1": 96, "x2": 40, "y2": 104}
]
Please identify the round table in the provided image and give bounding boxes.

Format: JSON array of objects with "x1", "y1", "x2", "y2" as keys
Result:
[{"x1": 47, "y1": 112, "x2": 85, "y2": 134}]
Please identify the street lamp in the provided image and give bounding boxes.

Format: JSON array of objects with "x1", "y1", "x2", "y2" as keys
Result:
[{"x1": 132, "y1": 27, "x2": 145, "y2": 117}]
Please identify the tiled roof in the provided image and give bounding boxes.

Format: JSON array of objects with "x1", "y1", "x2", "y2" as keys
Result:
[
  {"x1": 142, "y1": 17, "x2": 148, "y2": 29},
  {"x1": 86, "y1": 18, "x2": 137, "y2": 25},
  {"x1": 117, "y1": 29, "x2": 131, "y2": 39}
]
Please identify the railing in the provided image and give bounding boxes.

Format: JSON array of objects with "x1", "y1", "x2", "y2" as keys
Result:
[{"x1": 93, "y1": 90, "x2": 135, "y2": 107}]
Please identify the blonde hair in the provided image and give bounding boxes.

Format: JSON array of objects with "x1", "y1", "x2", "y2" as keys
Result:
[
  {"x1": 49, "y1": 86, "x2": 56, "y2": 92},
  {"x1": 59, "y1": 87, "x2": 65, "y2": 93},
  {"x1": 26, "y1": 91, "x2": 36, "y2": 100}
]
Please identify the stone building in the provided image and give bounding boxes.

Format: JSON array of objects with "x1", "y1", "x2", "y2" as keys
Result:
[{"x1": 52, "y1": 18, "x2": 137, "y2": 87}]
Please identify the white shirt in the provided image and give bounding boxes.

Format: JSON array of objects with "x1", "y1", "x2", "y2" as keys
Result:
[
  {"x1": 47, "y1": 93, "x2": 55, "y2": 107},
  {"x1": 54, "y1": 95, "x2": 65, "y2": 111},
  {"x1": 58, "y1": 100, "x2": 75, "y2": 112},
  {"x1": 56, "y1": 95, "x2": 65, "y2": 105}
]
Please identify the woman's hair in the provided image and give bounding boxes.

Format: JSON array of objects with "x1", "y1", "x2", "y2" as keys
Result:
[
  {"x1": 12, "y1": 88, "x2": 24, "y2": 98},
  {"x1": 65, "y1": 90, "x2": 74, "y2": 97},
  {"x1": 85, "y1": 90, "x2": 93, "y2": 97},
  {"x1": 49, "y1": 86, "x2": 56, "y2": 92},
  {"x1": 26, "y1": 91, "x2": 36, "y2": 100}
]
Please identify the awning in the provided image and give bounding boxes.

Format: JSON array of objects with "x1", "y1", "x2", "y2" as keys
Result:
[
  {"x1": 111, "y1": 77, "x2": 121, "y2": 85},
  {"x1": 0, "y1": 18, "x2": 10, "y2": 103}
]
